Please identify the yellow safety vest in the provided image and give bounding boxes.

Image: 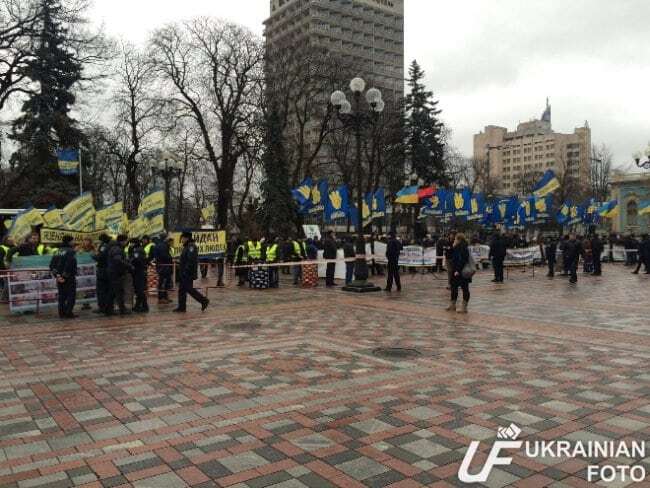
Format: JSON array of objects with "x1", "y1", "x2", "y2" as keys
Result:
[
  {"x1": 293, "y1": 241, "x2": 306, "y2": 257},
  {"x1": 266, "y1": 244, "x2": 278, "y2": 263},
  {"x1": 144, "y1": 243, "x2": 155, "y2": 257},
  {"x1": 0, "y1": 245, "x2": 9, "y2": 267},
  {"x1": 247, "y1": 241, "x2": 262, "y2": 260},
  {"x1": 36, "y1": 244, "x2": 49, "y2": 255}
]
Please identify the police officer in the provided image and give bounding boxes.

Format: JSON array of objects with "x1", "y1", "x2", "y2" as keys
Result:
[
  {"x1": 49, "y1": 235, "x2": 78, "y2": 319},
  {"x1": 130, "y1": 238, "x2": 149, "y2": 313},
  {"x1": 233, "y1": 238, "x2": 248, "y2": 287},
  {"x1": 174, "y1": 232, "x2": 209, "y2": 313},
  {"x1": 142, "y1": 235, "x2": 155, "y2": 260},
  {"x1": 266, "y1": 236, "x2": 280, "y2": 288},
  {"x1": 154, "y1": 235, "x2": 174, "y2": 303},
  {"x1": 107, "y1": 234, "x2": 131, "y2": 315},
  {"x1": 92, "y1": 234, "x2": 111, "y2": 314}
]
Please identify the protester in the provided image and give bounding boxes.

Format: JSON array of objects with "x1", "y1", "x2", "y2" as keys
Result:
[
  {"x1": 323, "y1": 231, "x2": 337, "y2": 287},
  {"x1": 174, "y1": 232, "x2": 209, "y2": 313},
  {"x1": 545, "y1": 236, "x2": 557, "y2": 278},
  {"x1": 489, "y1": 232, "x2": 506, "y2": 283},
  {"x1": 448, "y1": 232, "x2": 471, "y2": 313},
  {"x1": 632, "y1": 234, "x2": 650, "y2": 274},
  {"x1": 564, "y1": 233, "x2": 583, "y2": 284},
  {"x1": 49, "y1": 235, "x2": 77, "y2": 319},
  {"x1": 384, "y1": 231, "x2": 402, "y2": 292},
  {"x1": 343, "y1": 236, "x2": 355, "y2": 285},
  {"x1": 591, "y1": 234, "x2": 603, "y2": 276}
]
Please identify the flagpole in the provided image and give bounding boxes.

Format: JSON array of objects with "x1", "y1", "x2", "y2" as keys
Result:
[{"x1": 78, "y1": 147, "x2": 83, "y2": 196}]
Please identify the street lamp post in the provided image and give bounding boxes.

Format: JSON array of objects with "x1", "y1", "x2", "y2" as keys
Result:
[
  {"x1": 633, "y1": 145, "x2": 650, "y2": 170},
  {"x1": 331, "y1": 77, "x2": 384, "y2": 293},
  {"x1": 151, "y1": 155, "x2": 183, "y2": 230}
]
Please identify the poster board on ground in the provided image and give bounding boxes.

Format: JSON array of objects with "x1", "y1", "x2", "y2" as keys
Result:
[{"x1": 8, "y1": 254, "x2": 97, "y2": 314}]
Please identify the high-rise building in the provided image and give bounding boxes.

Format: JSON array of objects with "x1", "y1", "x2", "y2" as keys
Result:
[
  {"x1": 473, "y1": 101, "x2": 591, "y2": 195},
  {"x1": 265, "y1": 0, "x2": 405, "y2": 100}
]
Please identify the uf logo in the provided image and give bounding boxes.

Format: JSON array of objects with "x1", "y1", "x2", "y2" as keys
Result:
[{"x1": 458, "y1": 424, "x2": 523, "y2": 484}]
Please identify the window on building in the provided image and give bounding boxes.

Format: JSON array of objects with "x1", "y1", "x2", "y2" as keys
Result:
[{"x1": 627, "y1": 200, "x2": 638, "y2": 228}]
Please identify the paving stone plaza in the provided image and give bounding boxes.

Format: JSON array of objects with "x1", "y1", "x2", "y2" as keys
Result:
[{"x1": 1, "y1": 265, "x2": 649, "y2": 487}]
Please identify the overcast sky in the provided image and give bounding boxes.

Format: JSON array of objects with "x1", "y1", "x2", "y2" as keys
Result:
[{"x1": 91, "y1": 0, "x2": 650, "y2": 168}]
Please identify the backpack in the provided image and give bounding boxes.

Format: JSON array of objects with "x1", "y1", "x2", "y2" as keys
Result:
[{"x1": 461, "y1": 252, "x2": 476, "y2": 279}]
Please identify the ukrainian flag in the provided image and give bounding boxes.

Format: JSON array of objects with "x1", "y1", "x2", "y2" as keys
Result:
[
  {"x1": 638, "y1": 200, "x2": 650, "y2": 216},
  {"x1": 395, "y1": 185, "x2": 419, "y2": 204},
  {"x1": 56, "y1": 149, "x2": 80, "y2": 176},
  {"x1": 533, "y1": 170, "x2": 560, "y2": 198},
  {"x1": 599, "y1": 200, "x2": 619, "y2": 218},
  {"x1": 292, "y1": 178, "x2": 313, "y2": 207}
]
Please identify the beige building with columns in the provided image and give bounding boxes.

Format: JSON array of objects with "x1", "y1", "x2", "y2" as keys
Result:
[{"x1": 473, "y1": 102, "x2": 591, "y2": 195}]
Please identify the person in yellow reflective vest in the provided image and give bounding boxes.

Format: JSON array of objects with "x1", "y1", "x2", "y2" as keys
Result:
[
  {"x1": 291, "y1": 235, "x2": 307, "y2": 286},
  {"x1": 247, "y1": 238, "x2": 262, "y2": 262},
  {"x1": 265, "y1": 236, "x2": 280, "y2": 288},
  {"x1": 234, "y1": 238, "x2": 248, "y2": 286},
  {"x1": 142, "y1": 235, "x2": 155, "y2": 261}
]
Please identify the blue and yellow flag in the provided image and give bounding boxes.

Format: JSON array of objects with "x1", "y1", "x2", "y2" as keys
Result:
[
  {"x1": 599, "y1": 200, "x2": 619, "y2": 218},
  {"x1": 292, "y1": 178, "x2": 313, "y2": 207},
  {"x1": 308, "y1": 179, "x2": 328, "y2": 214},
  {"x1": 517, "y1": 197, "x2": 536, "y2": 225},
  {"x1": 533, "y1": 170, "x2": 560, "y2": 198},
  {"x1": 639, "y1": 200, "x2": 650, "y2": 216},
  {"x1": 56, "y1": 149, "x2": 80, "y2": 176},
  {"x1": 452, "y1": 188, "x2": 472, "y2": 217},
  {"x1": 556, "y1": 201, "x2": 571, "y2": 225},
  {"x1": 468, "y1": 193, "x2": 486, "y2": 221},
  {"x1": 395, "y1": 185, "x2": 419, "y2": 204},
  {"x1": 534, "y1": 195, "x2": 553, "y2": 221},
  {"x1": 325, "y1": 185, "x2": 349, "y2": 222},
  {"x1": 372, "y1": 189, "x2": 386, "y2": 219}
]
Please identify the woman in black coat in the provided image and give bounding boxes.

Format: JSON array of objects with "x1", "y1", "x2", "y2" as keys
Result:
[{"x1": 447, "y1": 233, "x2": 471, "y2": 313}]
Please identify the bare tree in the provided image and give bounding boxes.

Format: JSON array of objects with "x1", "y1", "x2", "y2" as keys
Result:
[
  {"x1": 108, "y1": 41, "x2": 163, "y2": 215},
  {"x1": 150, "y1": 18, "x2": 264, "y2": 229},
  {"x1": 590, "y1": 143, "x2": 612, "y2": 202}
]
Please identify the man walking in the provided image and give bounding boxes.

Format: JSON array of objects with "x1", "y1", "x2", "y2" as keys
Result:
[
  {"x1": 385, "y1": 231, "x2": 402, "y2": 292},
  {"x1": 591, "y1": 234, "x2": 604, "y2": 276},
  {"x1": 49, "y1": 235, "x2": 77, "y2": 319},
  {"x1": 632, "y1": 234, "x2": 650, "y2": 274},
  {"x1": 565, "y1": 234, "x2": 583, "y2": 284},
  {"x1": 174, "y1": 232, "x2": 209, "y2": 313},
  {"x1": 489, "y1": 232, "x2": 506, "y2": 283}
]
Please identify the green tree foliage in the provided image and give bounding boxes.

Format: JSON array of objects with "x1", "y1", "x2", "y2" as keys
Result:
[
  {"x1": 404, "y1": 60, "x2": 446, "y2": 185},
  {"x1": 8, "y1": 0, "x2": 83, "y2": 207},
  {"x1": 259, "y1": 106, "x2": 297, "y2": 236}
]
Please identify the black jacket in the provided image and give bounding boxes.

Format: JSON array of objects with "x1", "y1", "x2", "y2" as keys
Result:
[
  {"x1": 489, "y1": 236, "x2": 507, "y2": 261},
  {"x1": 343, "y1": 242, "x2": 355, "y2": 258},
  {"x1": 591, "y1": 236, "x2": 604, "y2": 257},
  {"x1": 545, "y1": 241, "x2": 558, "y2": 262},
  {"x1": 107, "y1": 242, "x2": 129, "y2": 278},
  {"x1": 564, "y1": 239, "x2": 583, "y2": 263},
  {"x1": 386, "y1": 237, "x2": 402, "y2": 262},
  {"x1": 50, "y1": 244, "x2": 77, "y2": 280},
  {"x1": 130, "y1": 245, "x2": 147, "y2": 276},
  {"x1": 451, "y1": 242, "x2": 471, "y2": 283},
  {"x1": 180, "y1": 240, "x2": 199, "y2": 281},
  {"x1": 93, "y1": 241, "x2": 110, "y2": 270},
  {"x1": 323, "y1": 238, "x2": 337, "y2": 260}
]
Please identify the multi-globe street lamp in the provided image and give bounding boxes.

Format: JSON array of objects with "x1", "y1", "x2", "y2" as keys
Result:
[
  {"x1": 151, "y1": 155, "x2": 183, "y2": 230},
  {"x1": 330, "y1": 77, "x2": 384, "y2": 293},
  {"x1": 633, "y1": 145, "x2": 650, "y2": 170}
]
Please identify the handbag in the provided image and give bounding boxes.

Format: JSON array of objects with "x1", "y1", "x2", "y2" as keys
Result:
[{"x1": 461, "y1": 253, "x2": 476, "y2": 279}]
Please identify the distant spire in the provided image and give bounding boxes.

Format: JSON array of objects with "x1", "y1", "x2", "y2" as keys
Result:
[{"x1": 541, "y1": 97, "x2": 551, "y2": 124}]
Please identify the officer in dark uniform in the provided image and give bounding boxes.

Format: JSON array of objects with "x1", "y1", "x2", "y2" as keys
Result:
[
  {"x1": 92, "y1": 234, "x2": 111, "y2": 314},
  {"x1": 154, "y1": 235, "x2": 174, "y2": 303},
  {"x1": 174, "y1": 232, "x2": 209, "y2": 313},
  {"x1": 107, "y1": 234, "x2": 131, "y2": 315},
  {"x1": 130, "y1": 238, "x2": 149, "y2": 313},
  {"x1": 49, "y1": 235, "x2": 78, "y2": 319}
]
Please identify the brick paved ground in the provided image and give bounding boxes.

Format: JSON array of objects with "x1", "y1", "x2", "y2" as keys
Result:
[{"x1": 1, "y1": 264, "x2": 649, "y2": 487}]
